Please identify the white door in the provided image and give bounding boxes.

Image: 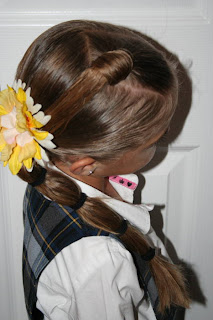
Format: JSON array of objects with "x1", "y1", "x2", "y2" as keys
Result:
[{"x1": 0, "y1": 1, "x2": 212, "y2": 319}]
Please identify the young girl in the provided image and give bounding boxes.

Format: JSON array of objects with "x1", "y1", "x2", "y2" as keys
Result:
[{"x1": 0, "y1": 20, "x2": 190, "y2": 319}]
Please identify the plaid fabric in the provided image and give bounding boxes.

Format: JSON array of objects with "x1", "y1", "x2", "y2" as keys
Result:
[
  {"x1": 23, "y1": 184, "x2": 109, "y2": 319},
  {"x1": 23, "y1": 184, "x2": 177, "y2": 320}
]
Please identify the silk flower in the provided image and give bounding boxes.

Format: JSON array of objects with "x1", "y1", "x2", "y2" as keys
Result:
[{"x1": 0, "y1": 79, "x2": 56, "y2": 175}]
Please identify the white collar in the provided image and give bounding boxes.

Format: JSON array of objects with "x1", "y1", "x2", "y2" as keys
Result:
[{"x1": 47, "y1": 163, "x2": 153, "y2": 235}]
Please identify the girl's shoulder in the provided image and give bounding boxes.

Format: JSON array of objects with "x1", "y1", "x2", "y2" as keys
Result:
[
  {"x1": 36, "y1": 235, "x2": 147, "y2": 320},
  {"x1": 23, "y1": 183, "x2": 109, "y2": 238},
  {"x1": 38, "y1": 234, "x2": 138, "y2": 294},
  {"x1": 23, "y1": 184, "x2": 129, "y2": 281}
]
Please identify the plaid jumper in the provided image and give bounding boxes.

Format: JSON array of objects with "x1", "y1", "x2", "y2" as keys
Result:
[{"x1": 22, "y1": 184, "x2": 177, "y2": 320}]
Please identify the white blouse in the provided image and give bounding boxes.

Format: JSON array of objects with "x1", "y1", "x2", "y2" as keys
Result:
[{"x1": 36, "y1": 166, "x2": 168, "y2": 320}]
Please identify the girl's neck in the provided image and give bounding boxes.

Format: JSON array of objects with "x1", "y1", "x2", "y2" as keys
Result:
[{"x1": 53, "y1": 163, "x2": 123, "y2": 200}]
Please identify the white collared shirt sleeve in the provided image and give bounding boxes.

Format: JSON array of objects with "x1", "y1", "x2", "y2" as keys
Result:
[{"x1": 36, "y1": 236, "x2": 156, "y2": 320}]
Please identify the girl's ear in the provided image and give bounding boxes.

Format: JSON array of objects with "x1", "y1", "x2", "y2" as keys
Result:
[{"x1": 69, "y1": 157, "x2": 97, "y2": 176}]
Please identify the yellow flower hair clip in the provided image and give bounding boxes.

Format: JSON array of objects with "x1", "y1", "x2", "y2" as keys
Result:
[{"x1": 0, "y1": 79, "x2": 56, "y2": 175}]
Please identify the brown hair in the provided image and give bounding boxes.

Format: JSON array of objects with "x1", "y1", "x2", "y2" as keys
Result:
[{"x1": 16, "y1": 20, "x2": 190, "y2": 313}]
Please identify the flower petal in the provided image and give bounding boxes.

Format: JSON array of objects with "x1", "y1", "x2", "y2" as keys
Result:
[
  {"x1": 0, "y1": 126, "x2": 16, "y2": 161},
  {"x1": 0, "y1": 88, "x2": 18, "y2": 113},
  {"x1": 3, "y1": 160, "x2": 8, "y2": 167},
  {"x1": 30, "y1": 103, "x2": 42, "y2": 115},
  {"x1": 33, "y1": 111, "x2": 51, "y2": 126},
  {"x1": 31, "y1": 116, "x2": 43, "y2": 129},
  {"x1": 17, "y1": 88, "x2": 26, "y2": 104},
  {"x1": 16, "y1": 110, "x2": 27, "y2": 132},
  {"x1": 37, "y1": 138, "x2": 56, "y2": 149},
  {"x1": 23, "y1": 157, "x2": 33, "y2": 170},
  {"x1": 8, "y1": 145, "x2": 22, "y2": 175},
  {"x1": 40, "y1": 146, "x2": 49, "y2": 161},
  {"x1": 13, "y1": 79, "x2": 26, "y2": 92},
  {"x1": 18, "y1": 140, "x2": 36, "y2": 163},
  {"x1": 26, "y1": 92, "x2": 34, "y2": 112},
  {"x1": 26, "y1": 165, "x2": 33, "y2": 172},
  {"x1": 3, "y1": 127, "x2": 19, "y2": 144},
  {"x1": 45, "y1": 133, "x2": 54, "y2": 140},
  {"x1": 0, "y1": 128, "x2": 6, "y2": 144},
  {"x1": 1, "y1": 106, "x2": 17, "y2": 129},
  {"x1": 0, "y1": 141, "x2": 16, "y2": 161},
  {"x1": 0, "y1": 142, "x2": 6, "y2": 152},
  {"x1": 25, "y1": 87, "x2": 31, "y2": 96},
  {"x1": 32, "y1": 129, "x2": 49, "y2": 140},
  {"x1": 12, "y1": 80, "x2": 18, "y2": 92},
  {"x1": 0, "y1": 104, "x2": 8, "y2": 116},
  {"x1": 34, "y1": 140, "x2": 42, "y2": 160},
  {"x1": 16, "y1": 131, "x2": 33, "y2": 147},
  {"x1": 34, "y1": 157, "x2": 45, "y2": 167}
]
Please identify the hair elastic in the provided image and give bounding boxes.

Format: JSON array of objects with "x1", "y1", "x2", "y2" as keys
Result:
[
  {"x1": 72, "y1": 193, "x2": 87, "y2": 210},
  {"x1": 141, "y1": 247, "x2": 156, "y2": 261},
  {"x1": 30, "y1": 168, "x2": 47, "y2": 187},
  {"x1": 116, "y1": 219, "x2": 128, "y2": 237}
]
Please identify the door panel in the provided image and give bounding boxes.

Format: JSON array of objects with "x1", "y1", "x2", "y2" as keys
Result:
[{"x1": 0, "y1": 1, "x2": 212, "y2": 319}]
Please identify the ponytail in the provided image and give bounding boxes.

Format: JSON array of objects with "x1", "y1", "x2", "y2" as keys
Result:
[{"x1": 18, "y1": 161, "x2": 190, "y2": 313}]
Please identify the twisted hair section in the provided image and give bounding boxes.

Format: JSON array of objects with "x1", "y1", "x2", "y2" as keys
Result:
[
  {"x1": 16, "y1": 20, "x2": 190, "y2": 313},
  {"x1": 43, "y1": 49, "x2": 133, "y2": 136}
]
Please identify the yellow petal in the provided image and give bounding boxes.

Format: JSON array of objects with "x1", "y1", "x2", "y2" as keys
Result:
[
  {"x1": 0, "y1": 128, "x2": 6, "y2": 144},
  {"x1": 24, "y1": 110, "x2": 43, "y2": 129},
  {"x1": 16, "y1": 88, "x2": 26, "y2": 104},
  {"x1": 16, "y1": 111, "x2": 27, "y2": 132},
  {"x1": 0, "y1": 89, "x2": 17, "y2": 113},
  {"x1": 0, "y1": 143, "x2": 15, "y2": 161},
  {"x1": 7, "y1": 85, "x2": 14, "y2": 92},
  {"x1": 18, "y1": 140, "x2": 36, "y2": 163},
  {"x1": 34, "y1": 140, "x2": 42, "y2": 160},
  {"x1": 32, "y1": 129, "x2": 49, "y2": 140},
  {"x1": 8, "y1": 145, "x2": 22, "y2": 175},
  {"x1": 32, "y1": 117, "x2": 44, "y2": 129},
  {"x1": 22, "y1": 105, "x2": 28, "y2": 113},
  {"x1": 0, "y1": 142, "x2": 6, "y2": 152},
  {"x1": 23, "y1": 157, "x2": 32, "y2": 169},
  {"x1": 25, "y1": 110, "x2": 33, "y2": 126},
  {"x1": 3, "y1": 161, "x2": 8, "y2": 167},
  {"x1": 0, "y1": 104, "x2": 8, "y2": 116},
  {"x1": 0, "y1": 128, "x2": 16, "y2": 161},
  {"x1": 0, "y1": 130, "x2": 6, "y2": 151}
]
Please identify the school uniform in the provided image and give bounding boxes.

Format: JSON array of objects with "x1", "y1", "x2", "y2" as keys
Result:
[{"x1": 22, "y1": 164, "x2": 176, "y2": 320}]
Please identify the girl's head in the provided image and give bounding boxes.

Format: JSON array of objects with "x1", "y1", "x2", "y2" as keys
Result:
[{"x1": 16, "y1": 20, "x2": 178, "y2": 175}]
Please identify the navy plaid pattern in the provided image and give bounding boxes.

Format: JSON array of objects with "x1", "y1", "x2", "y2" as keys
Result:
[
  {"x1": 23, "y1": 184, "x2": 109, "y2": 319},
  {"x1": 23, "y1": 184, "x2": 177, "y2": 320}
]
